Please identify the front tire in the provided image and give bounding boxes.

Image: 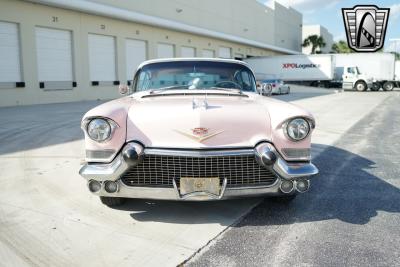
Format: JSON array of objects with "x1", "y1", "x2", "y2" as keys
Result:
[
  {"x1": 383, "y1": 81, "x2": 394, "y2": 91},
  {"x1": 100, "y1": 196, "x2": 126, "y2": 207},
  {"x1": 354, "y1": 81, "x2": 367, "y2": 92}
]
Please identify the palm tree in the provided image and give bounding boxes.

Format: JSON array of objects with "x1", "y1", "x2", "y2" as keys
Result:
[
  {"x1": 331, "y1": 40, "x2": 354, "y2": 54},
  {"x1": 302, "y1": 35, "x2": 326, "y2": 54}
]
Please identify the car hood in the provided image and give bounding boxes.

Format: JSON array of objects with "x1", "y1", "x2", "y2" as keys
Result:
[{"x1": 126, "y1": 92, "x2": 271, "y2": 148}]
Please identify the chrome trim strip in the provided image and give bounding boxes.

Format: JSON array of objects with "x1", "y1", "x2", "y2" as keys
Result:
[
  {"x1": 90, "y1": 178, "x2": 284, "y2": 200},
  {"x1": 144, "y1": 148, "x2": 255, "y2": 157},
  {"x1": 281, "y1": 148, "x2": 311, "y2": 161},
  {"x1": 273, "y1": 158, "x2": 319, "y2": 180}
]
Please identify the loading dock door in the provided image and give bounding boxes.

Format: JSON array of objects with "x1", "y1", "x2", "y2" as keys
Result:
[
  {"x1": 157, "y1": 43, "x2": 174, "y2": 58},
  {"x1": 218, "y1": 47, "x2": 231, "y2": 59},
  {"x1": 88, "y1": 34, "x2": 117, "y2": 83},
  {"x1": 126, "y1": 39, "x2": 146, "y2": 81},
  {"x1": 0, "y1": 22, "x2": 22, "y2": 85},
  {"x1": 35, "y1": 27, "x2": 73, "y2": 89},
  {"x1": 202, "y1": 49, "x2": 215, "y2": 58},
  {"x1": 181, "y1": 46, "x2": 196, "y2": 57}
]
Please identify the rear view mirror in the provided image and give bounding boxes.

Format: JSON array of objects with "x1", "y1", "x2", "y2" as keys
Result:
[{"x1": 118, "y1": 84, "x2": 129, "y2": 95}]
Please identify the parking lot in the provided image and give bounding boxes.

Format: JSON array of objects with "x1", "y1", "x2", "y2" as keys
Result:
[{"x1": 0, "y1": 86, "x2": 399, "y2": 266}]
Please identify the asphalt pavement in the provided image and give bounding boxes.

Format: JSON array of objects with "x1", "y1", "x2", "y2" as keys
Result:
[
  {"x1": 188, "y1": 93, "x2": 400, "y2": 266},
  {"x1": 272, "y1": 84, "x2": 336, "y2": 101}
]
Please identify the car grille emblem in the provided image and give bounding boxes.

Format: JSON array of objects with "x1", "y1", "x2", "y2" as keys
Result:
[
  {"x1": 175, "y1": 127, "x2": 224, "y2": 142},
  {"x1": 192, "y1": 127, "x2": 209, "y2": 136}
]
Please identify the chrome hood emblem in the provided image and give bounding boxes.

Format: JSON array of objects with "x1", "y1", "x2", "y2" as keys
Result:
[
  {"x1": 192, "y1": 96, "x2": 209, "y2": 109},
  {"x1": 175, "y1": 127, "x2": 224, "y2": 143}
]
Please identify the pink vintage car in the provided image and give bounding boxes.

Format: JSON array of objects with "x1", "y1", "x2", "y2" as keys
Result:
[{"x1": 79, "y1": 58, "x2": 318, "y2": 206}]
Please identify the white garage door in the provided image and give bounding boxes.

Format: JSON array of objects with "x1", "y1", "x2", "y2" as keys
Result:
[
  {"x1": 88, "y1": 34, "x2": 116, "y2": 82},
  {"x1": 35, "y1": 27, "x2": 73, "y2": 83},
  {"x1": 218, "y1": 47, "x2": 231, "y2": 59},
  {"x1": 157, "y1": 43, "x2": 174, "y2": 58},
  {"x1": 181, "y1": 46, "x2": 196, "y2": 57},
  {"x1": 125, "y1": 39, "x2": 146, "y2": 81},
  {"x1": 202, "y1": 49, "x2": 215, "y2": 58},
  {"x1": 0, "y1": 21, "x2": 22, "y2": 83}
]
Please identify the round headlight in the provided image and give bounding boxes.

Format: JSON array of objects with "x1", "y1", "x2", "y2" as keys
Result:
[
  {"x1": 286, "y1": 118, "x2": 310, "y2": 141},
  {"x1": 87, "y1": 118, "x2": 111, "y2": 142}
]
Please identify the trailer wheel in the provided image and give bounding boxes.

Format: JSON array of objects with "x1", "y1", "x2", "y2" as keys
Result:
[
  {"x1": 354, "y1": 81, "x2": 367, "y2": 92},
  {"x1": 383, "y1": 81, "x2": 394, "y2": 91},
  {"x1": 371, "y1": 82, "x2": 381, "y2": 91}
]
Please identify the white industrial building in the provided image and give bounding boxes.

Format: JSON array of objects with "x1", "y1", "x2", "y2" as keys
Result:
[
  {"x1": 0, "y1": 0, "x2": 303, "y2": 107},
  {"x1": 302, "y1": 25, "x2": 334, "y2": 54}
]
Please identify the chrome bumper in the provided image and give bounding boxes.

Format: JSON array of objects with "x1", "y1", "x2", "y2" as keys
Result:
[{"x1": 79, "y1": 143, "x2": 318, "y2": 200}]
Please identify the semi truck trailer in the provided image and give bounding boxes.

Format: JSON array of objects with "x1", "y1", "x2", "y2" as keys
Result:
[{"x1": 245, "y1": 53, "x2": 398, "y2": 91}]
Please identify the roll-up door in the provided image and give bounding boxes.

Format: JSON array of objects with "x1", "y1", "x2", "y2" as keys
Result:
[
  {"x1": 157, "y1": 43, "x2": 174, "y2": 58},
  {"x1": 35, "y1": 27, "x2": 73, "y2": 89},
  {"x1": 0, "y1": 21, "x2": 22, "y2": 88},
  {"x1": 125, "y1": 39, "x2": 146, "y2": 83},
  {"x1": 202, "y1": 49, "x2": 215, "y2": 58},
  {"x1": 88, "y1": 34, "x2": 117, "y2": 85},
  {"x1": 218, "y1": 46, "x2": 231, "y2": 59},
  {"x1": 181, "y1": 46, "x2": 196, "y2": 57}
]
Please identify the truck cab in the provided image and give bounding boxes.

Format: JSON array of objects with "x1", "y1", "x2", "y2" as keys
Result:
[{"x1": 337, "y1": 66, "x2": 373, "y2": 91}]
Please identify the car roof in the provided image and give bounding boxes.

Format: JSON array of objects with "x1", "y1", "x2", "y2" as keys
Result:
[{"x1": 137, "y1": 57, "x2": 250, "y2": 69}]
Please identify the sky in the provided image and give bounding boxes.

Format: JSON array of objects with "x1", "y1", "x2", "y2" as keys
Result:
[{"x1": 261, "y1": 0, "x2": 400, "y2": 52}]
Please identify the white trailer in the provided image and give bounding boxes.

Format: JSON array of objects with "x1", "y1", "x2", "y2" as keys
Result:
[
  {"x1": 245, "y1": 53, "x2": 400, "y2": 91},
  {"x1": 245, "y1": 54, "x2": 335, "y2": 81}
]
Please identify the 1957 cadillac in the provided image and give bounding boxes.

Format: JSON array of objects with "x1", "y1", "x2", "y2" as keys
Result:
[{"x1": 79, "y1": 58, "x2": 318, "y2": 207}]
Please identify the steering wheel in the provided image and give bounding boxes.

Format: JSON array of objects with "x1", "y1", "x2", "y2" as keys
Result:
[{"x1": 214, "y1": 81, "x2": 242, "y2": 89}]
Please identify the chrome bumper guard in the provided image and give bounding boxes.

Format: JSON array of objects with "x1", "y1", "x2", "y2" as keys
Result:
[{"x1": 79, "y1": 142, "x2": 319, "y2": 200}]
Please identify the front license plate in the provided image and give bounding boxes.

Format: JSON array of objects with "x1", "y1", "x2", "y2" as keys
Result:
[{"x1": 180, "y1": 177, "x2": 220, "y2": 196}]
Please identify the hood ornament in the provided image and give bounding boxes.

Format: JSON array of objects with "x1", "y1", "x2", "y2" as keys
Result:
[
  {"x1": 192, "y1": 96, "x2": 209, "y2": 110},
  {"x1": 175, "y1": 127, "x2": 224, "y2": 143}
]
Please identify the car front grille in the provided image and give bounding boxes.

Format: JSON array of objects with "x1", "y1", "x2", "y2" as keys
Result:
[{"x1": 120, "y1": 153, "x2": 278, "y2": 188}]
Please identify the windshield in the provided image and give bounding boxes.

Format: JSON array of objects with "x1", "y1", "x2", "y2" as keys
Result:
[{"x1": 133, "y1": 61, "x2": 257, "y2": 92}]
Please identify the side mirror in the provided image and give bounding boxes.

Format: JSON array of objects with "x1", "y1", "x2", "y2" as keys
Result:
[
  {"x1": 118, "y1": 84, "x2": 129, "y2": 95},
  {"x1": 260, "y1": 83, "x2": 272, "y2": 96}
]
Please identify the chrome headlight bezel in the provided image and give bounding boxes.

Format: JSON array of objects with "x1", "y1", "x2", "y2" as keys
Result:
[
  {"x1": 81, "y1": 117, "x2": 118, "y2": 143},
  {"x1": 284, "y1": 117, "x2": 313, "y2": 142}
]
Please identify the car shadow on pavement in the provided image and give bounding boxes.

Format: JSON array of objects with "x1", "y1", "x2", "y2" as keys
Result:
[
  {"x1": 115, "y1": 197, "x2": 260, "y2": 225},
  {"x1": 115, "y1": 143, "x2": 400, "y2": 226},
  {"x1": 237, "y1": 143, "x2": 400, "y2": 226}
]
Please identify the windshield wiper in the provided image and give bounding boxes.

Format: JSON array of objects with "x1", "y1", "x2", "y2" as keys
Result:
[
  {"x1": 208, "y1": 87, "x2": 243, "y2": 94},
  {"x1": 149, "y1": 85, "x2": 189, "y2": 94}
]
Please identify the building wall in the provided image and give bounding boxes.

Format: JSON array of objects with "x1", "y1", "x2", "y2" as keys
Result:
[
  {"x1": 0, "y1": 0, "x2": 298, "y2": 107},
  {"x1": 90, "y1": 0, "x2": 279, "y2": 47},
  {"x1": 319, "y1": 26, "x2": 334, "y2": 53},
  {"x1": 271, "y1": 2, "x2": 303, "y2": 51},
  {"x1": 302, "y1": 25, "x2": 334, "y2": 54}
]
